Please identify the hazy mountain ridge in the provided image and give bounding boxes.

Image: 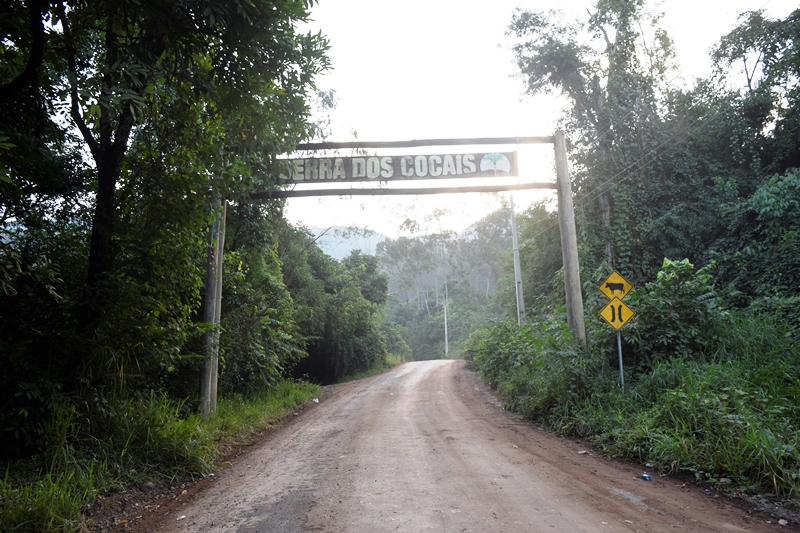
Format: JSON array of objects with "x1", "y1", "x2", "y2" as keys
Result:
[{"x1": 311, "y1": 226, "x2": 388, "y2": 260}]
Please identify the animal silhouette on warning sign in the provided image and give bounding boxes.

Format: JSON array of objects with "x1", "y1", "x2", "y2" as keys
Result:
[{"x1": 605, "y1": 282, "x2": 624, "y2": 294}]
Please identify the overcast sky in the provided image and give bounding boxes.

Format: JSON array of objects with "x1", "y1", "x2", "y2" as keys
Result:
[{"x1": 285, "y1": 0, "x2": 797, "y2": 238}]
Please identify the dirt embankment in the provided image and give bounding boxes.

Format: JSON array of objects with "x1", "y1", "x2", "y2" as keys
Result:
[{"x1": 121, "y1": 360, "x2": 796, "y2": 532}]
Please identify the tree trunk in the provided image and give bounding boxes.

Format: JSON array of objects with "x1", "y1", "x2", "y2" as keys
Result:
[
  {"x1": 80, "y1": 111, "x2": 135, "y2": 335},
  {"x1": 86, "y1": 163, "x2": 118, "y2": 288},
  {"x1": 597, "y1": 183, "x2": 614, "y2": 267}
]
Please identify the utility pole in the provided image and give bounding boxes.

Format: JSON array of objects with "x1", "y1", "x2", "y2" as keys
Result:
[
  {"x1": 510, "y1": 195, "x2": 525, "y2": 326},
  {"x1": 554, "y1": 131, "x2": 586, "y2": 346},
  {"x1": 201, "y1": 198, "x2": 227, "y2": 418},
  {"x1": 443, "y1": 271, "x2": 449, "y2": 358}
]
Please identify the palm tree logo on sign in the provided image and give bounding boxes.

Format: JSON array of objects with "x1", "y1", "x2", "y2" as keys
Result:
[{"x1": 480, "y1": 153, "x2": 512, "y2": 175}]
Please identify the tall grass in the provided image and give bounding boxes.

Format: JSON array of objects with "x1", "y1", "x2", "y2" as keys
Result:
[
  {"x1": 0, "y1": 379, "x2": 319, "y2": 532},
  {"x1": 0, "y1": 465, "x2": 99, "y2": 533}
]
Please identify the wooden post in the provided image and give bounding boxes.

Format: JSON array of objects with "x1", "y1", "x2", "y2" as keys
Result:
[
  {"x1": 554, "y1": 131, "x2": 587, "y2": 346},
  {"x1": 201, "y1": 198, "x2": 226, "y2": 417}
]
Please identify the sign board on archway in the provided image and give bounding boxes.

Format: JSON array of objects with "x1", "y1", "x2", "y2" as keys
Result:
[
  {"x1": 277, "y1": 152, "x2": 519, "y2": 182},
  {"x1": 251, "y1": 137, "x2": 563, "y2": 200}
]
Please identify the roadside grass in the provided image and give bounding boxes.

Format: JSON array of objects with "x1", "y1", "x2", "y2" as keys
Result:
[
  {"x1": 206, "y1": 380, "x2": 321, "y2": 449},
  {"x1": 1, "y1": 463, "x2": 100, "y2": 533},
  {"x1": 0, "y1": 379, "x2": 319, "y2": 532},
  {"x1": 465, "y1": 310, "x2": 800, "y2": 504}
]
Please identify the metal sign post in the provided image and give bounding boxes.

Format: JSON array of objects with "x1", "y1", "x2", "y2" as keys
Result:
[
  {"x1": 510, "y1": 195, "x2": 525, "y2": 326},
  {"x1": 617, "y1": 330, "x2": 624, "y2": 391},
  {"x1": 599, "y1": 271, "x2": 635, "y2": 391}
]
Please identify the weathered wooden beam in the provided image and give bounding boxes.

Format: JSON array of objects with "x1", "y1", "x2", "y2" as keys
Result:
[
  {"x1": 251, "y1": 181, "x2": 557, "y2": 200},
  {"x1": 296, "y1": 136, "x2": 555, "y2": 151}
]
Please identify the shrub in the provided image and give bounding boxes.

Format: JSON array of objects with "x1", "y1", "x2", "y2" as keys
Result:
[
  {"x1": 465, "y1": 312, "x2": 590, "y2": 418},
  {"x1": 627, "y1": 258, "x2": 725, "y2": 367}
]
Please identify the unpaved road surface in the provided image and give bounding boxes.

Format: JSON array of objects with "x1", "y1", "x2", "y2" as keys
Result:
[{"x1": 140, "y1": 360, "x2": 791, "y2": 532}]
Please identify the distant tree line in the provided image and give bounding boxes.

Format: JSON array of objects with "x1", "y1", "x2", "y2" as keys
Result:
[{"x1": 375, "y1": 200, "x2": 562, "y2": 360}]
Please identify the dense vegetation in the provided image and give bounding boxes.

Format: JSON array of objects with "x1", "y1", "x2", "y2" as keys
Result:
[
  {"x1": 0, "y1": 1, "x2": 396, "y2": 529},
  {"x1": 466, "y1": 259, "x2": 800, "y2": 499},
  {"x1": 464, "y1": 0, "x2": 800, "y2": 508}
]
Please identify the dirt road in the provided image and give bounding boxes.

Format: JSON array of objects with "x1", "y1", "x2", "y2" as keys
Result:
[{"x1": 141, "y1": 360, "x2": 790, "y2": 532}]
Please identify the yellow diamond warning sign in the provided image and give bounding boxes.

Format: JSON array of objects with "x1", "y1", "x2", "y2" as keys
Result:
[
  {"x1": 600, "y1": 297, "x2": 635, "y2": 330},
  {"x1": 599, "y1": 271, "x2": 633, "y2": 300}
]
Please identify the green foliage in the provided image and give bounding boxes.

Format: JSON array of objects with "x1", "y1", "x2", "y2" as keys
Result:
[
  {"x1": 713, "y1": 9, "x2": 800, "y2": 171},
  {"x1": 0, "y1": 224, "x2": 84, "y2": 457},
  {"x1": 591, "y1": 333, "x2": 800, "y2": 496},
  {"x1": 0, "y1": 464, "x2": 99, "y2": 533},
  {"x1": 0, "y1": 0, "x2": 330, "y2": 455},
  {"x1": 460, "y1": 0, "x2": 800, "y2": 507},
  {"x1": 381, "y1": 319, "x2": 412, "y2": 360},
  {"x1": 0, "y1": 390, "x2": 211, "y2": 533},
  {"x1": 713, "y1": 169, "x2": 800, "y2": 329},
  {"x1": 88, "y1": 206, "x2": 209, "y2": 390},
  {"x1": 517, "y1": 202, "x2": 563, "y2": 310},
  {"x1": 218, "y1": 204, "x2": 306, "y2": 394},
  {"x1": 280, "y1": 225, "x2": 390, "y2": 384},
  {"x1": 0, "y1": 380, "x2": 68, "y2": 459},
  {"x1": 464, "y1": 313, "x2": 581, "y2": 391},
  {"x1": 341, "y1": 250, "x2": 389, "y2": 306},
  {"x1": 0, "y1": 0, "x2": 329, "y2": 334},
  {"x1": 507, "y1": 2, "x2": 800, "y2": 286},
  {"x1": 319, "y1": 282, "x2": 387, "y2": 379},
  {"x1": 379, "y1": 207, "x2": 517, "y2": 359},
  {"x1": 206, "y1": 380, "x2": 321, "y2": 445},
  {"x1": 0, "y1": 0, "x2": 336, "y2": 526},
  {"x1": 627, "y1": 259, "x2": 724, "y2": 366},
  {"x1": 220, "y1": 249, "x2": 304, "y2": 393}
]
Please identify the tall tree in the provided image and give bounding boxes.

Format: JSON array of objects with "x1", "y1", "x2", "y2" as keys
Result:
[
  {"x1": 54, "y1": 0, "x2": 327, "y2": 324},
  {"x1": 1, "y1": 0, "x2": 328, "y2": 371},
  {"x1": 279, "y1": 225, "x2": 389, "y2": 384},
  {"x1": 1, "y1": 0, "x2": 325, "y2": 324},
  {"x1": 508, "y1": 1, "x2": 687, "y2": 279},
  {"x1": 713, "y1": 9, "x2": 800, "y2": 172}
]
